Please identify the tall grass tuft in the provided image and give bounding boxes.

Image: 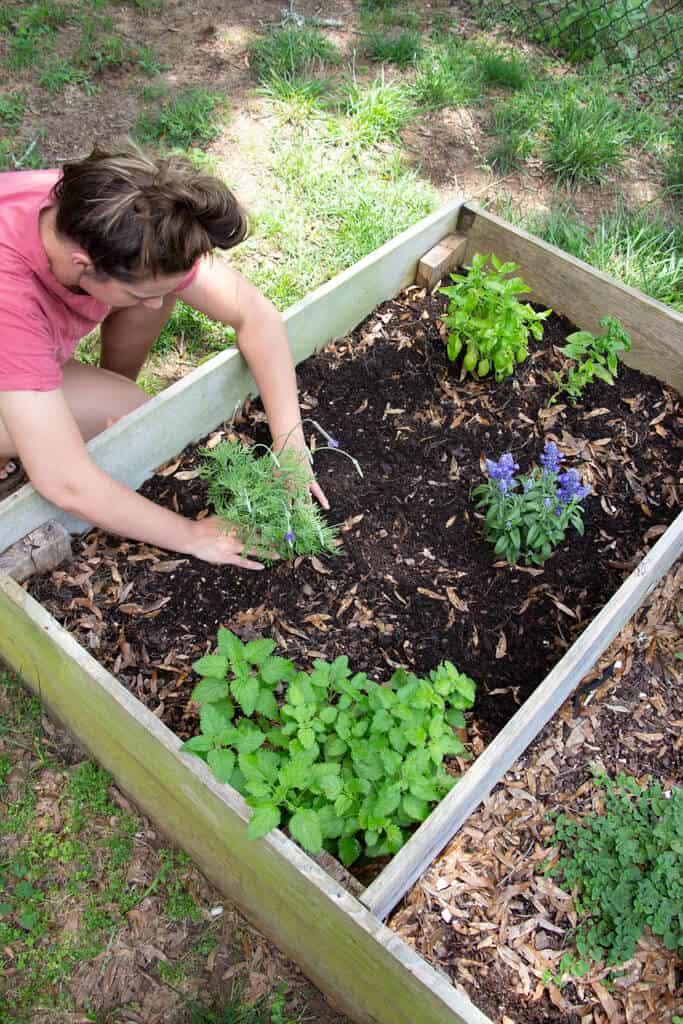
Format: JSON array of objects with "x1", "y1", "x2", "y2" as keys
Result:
[
  {"x1": 507, "y1": 202, "x2": 683, "y2": 310},
  {"x1": 135, "y1": 89, "x2": 227, "y2": 149},
  {"x1": 248, "y1": 25, "x2": 340, "y2": 84},
  {"x1": 544, "y1": 92, "x2": 629, "y2": 184},
  {"x1": 411, "y1": 45, "x2": 483, "y2": 108},
  {"x1": 344, "y1": 78, "x2": 414, "y2": 145},
  {"x1": 365, "y1": 30, "x2": 422, "y2": 67}
]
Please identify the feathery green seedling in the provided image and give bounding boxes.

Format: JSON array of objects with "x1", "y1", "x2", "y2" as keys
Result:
[
  {"x1": 135, "y1": 89, "x2": 227, "y2": 148},
  {"x1": 200, "y1": 426, "x2": 360, "y2": 561},
  {"x1": 365, "y1": 30, "x2": 422, "y2": 67},
  {"x1": 184, "y1": 629, "x2": 476, "y2": 863}
]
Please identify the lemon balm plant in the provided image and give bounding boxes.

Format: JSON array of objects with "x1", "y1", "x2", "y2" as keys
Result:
[
  {"x1": 440, "y1": 252, "x2": 551, "y2": 381},
  {"x1": 182, "y1": 629, "x2": 477, "y2": 865}
]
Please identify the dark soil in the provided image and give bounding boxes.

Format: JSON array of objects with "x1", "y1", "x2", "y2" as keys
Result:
[{"x1": 28, "y1": 285, "x2": 681, "y2": 749}]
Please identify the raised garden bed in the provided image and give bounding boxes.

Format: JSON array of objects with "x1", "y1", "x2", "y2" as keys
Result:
[{"x1": 1, "y1": 203, "x2": 681, "y2": 1024}]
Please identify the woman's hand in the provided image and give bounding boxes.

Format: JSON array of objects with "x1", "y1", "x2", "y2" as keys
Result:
[{"x1": 184, "y1": 516, "x2": 266, "y2": 569}]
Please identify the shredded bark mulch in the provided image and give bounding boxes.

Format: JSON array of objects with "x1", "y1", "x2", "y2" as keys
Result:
[
  {"x1": 390, "y1": 559, "x2": 683, "y2": 1024},
  {"x1": 28, "y1": 285, "x2": 680, "y2": 751}
]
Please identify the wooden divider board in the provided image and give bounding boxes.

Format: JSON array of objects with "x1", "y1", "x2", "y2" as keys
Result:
[
  {"x1": 0, "y1": 199, "x2": 465, "y2": 554},
  {"x1": 0, "y1": 576, "x2": 489, "y2": 1024}
]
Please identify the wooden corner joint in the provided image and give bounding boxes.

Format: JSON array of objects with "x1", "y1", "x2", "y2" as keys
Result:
[
  {"x1": 0, "y1": 520, "x2": 72, "y2": 582},
  {"x1": 415, "y1": 233, "x2": 468, "y2": 290}
]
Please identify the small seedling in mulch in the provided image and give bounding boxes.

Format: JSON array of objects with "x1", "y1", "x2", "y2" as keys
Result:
[
  {"x1": 473, "y1": 442, "x2": 590, "y2": 566},
  {"x1": 200, "y1": 423, "x2": 361, "y2": 561},
  {"x1": 551, "y1": 315, "x2": 632, "y2": 404},
  {"x1": 440, "y1": 252, "x2": 551, "y2": 382},
  {"x1": 183, "y1": 629, "x2": 476, "y2": 864},
  {"x1": 545, "y1": 768, "x2": 683, "y2": 970}
]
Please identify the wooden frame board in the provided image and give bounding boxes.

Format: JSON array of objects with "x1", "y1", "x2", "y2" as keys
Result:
[{"x1": 1, "y1": 201, "x2": 681, "y2": 1024}]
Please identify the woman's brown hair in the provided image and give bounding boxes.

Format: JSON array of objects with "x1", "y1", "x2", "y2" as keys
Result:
[{"x1": 52, "y1": 145, "x2": 248, "y2": 281}]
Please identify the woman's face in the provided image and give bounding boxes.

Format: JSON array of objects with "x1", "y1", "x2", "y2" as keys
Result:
[{"x1": 78, "y1": 269, "x2": 190, "y2": 309}]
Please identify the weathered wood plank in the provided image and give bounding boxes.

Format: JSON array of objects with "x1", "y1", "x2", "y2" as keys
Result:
[
  {"x1": 416, "y1": 233, "x2": 467, "y2": 289},
  {"x1": 458, "y1": 204, "x2": 683, "y2": 392},
  {"x1": 0, "y1": 520, "x2": 71, "y2": 581},
  {"x1": 0, "y1": 199, "x2": 465, "y2": 553},
  {"x1": 362, "y1": 513, "x2": 683, "y2": 921},
  {"x1": 0, "y1": 575, "x2": 491, "y2": 1024}
]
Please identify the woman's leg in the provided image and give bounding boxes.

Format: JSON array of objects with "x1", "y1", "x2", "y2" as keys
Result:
[
  {"x1": 0, "y1": 362, "x2": 149, "y2": 468},
  {"x1": 99, "y1": 294, "x2": 178, "y2": 380}
]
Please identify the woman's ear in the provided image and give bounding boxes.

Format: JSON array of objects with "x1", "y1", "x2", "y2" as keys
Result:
[{"x1": 71, "y1": 249, "x2": 96, "y2": 276}]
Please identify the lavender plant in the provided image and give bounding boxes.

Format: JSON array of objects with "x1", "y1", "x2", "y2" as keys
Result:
[
  {"x1": 473, "y1": 441, "x2": 590, "y2": 565},
  {"x1": 440, "y1": 252, "x2": 551, "y2": 382},
  {"x1": 200, "y1": 425, "x2": 360, "y2": 561}
]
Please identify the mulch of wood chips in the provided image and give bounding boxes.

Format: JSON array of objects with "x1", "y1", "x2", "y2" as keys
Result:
[{"x1": 391, "y1": 559, "x2": 683, "y2": 1024}]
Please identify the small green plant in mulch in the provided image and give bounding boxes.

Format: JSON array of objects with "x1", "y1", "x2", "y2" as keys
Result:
[
  {"x1": 546, "y1": 769, "x2": 683, "y2": 968},
  {"x1": 0, "y1": 91, "x2": 25, "y2": 132},
  {"x1": 190, "y1": 986, "x2": 301, "y2": 1023},
  {"x1": 440, "y1": 252, "x2": 551, "y2": 381},
  {"x1": 38, "y1": 56, "x2": 91, "y2": 93},
  {"x1": 183, "y1": 630, "x2": 476, "y2": 864},
  {"x1": 135, "y1": 88, "x2": 227, "y2": 149},
  {"x1": 551, "y1": 315, "x2": 632, "y2": 404},
  {"x1": 200, "y1": 430, "x2": 360, "y2": 561},
  {"x1": 365, "y1": 30, "x2": 423, "y2": 67}
]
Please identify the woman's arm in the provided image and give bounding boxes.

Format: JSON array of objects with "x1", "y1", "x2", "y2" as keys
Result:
[
  {"x1": 0, "y1": 389, "x2": 264, "y2": 568},
  {"x1": 178, "y1": 259, "x2": 329, "y2": 508}
]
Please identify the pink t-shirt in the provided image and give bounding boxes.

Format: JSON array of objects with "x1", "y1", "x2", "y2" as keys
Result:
[{"x1": 0, "y1": 169, "x2": 198, "y2": 392}]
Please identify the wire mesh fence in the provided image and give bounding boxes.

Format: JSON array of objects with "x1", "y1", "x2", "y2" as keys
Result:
[{"x1": 470, "y1": 0, "x2": 683, "y2": 89}]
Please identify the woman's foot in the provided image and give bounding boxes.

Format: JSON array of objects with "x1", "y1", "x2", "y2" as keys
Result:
[{"x1": 0, "y1": 460, "x2": 28, "y2": 499}]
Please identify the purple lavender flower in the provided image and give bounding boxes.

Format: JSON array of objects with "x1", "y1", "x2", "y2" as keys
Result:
[
  {"x1": 486, "y1": 453, "x2": 519, "y2": 493},
  {"x1": 556, "y1": 469, "x2": 591, "y2": 504},
  {"x1": 543, "y1": 497, "x2": 552, "y2": 509},
  {"x1": 539, "y1": 441, "x2": 563, "y2": 475},
  {"x1": 328, "y1": 438, "x2": 340, "y2": 449},
  {"x1": 523, "y1": 479, "x2": 533, "y2": 493},
  {"x1": 284, "y1": 530, "x2": 296, "y2": 545}
]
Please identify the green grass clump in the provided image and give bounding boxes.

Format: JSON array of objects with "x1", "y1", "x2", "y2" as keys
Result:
[
  {"x1": 38, "y1": 57, "x2": 90, "y2": 93},
  {"x1": 547, "y1": 770, "x2": 683, "y2": 968},
  {"x1": 544, "y1": 91, "x2": 629, "y2": 183},
  {"x1": 248, "y1": 25, "x2": 340, "y2": 83},
  {"x1": 190, "y1": 987, "x2": 300, "y2": 1024},
  {"x1": 411, "y1": 45, "x2": 483, "y2": 108},
  {"x1": 365, "y1": 30, "x2": 422, "y2": 67},
  {"x1": 0, "y1": 91, "x2": 25, "y2": 131},
  {"x1": 508, "y1": 202, "x2": 683, "y2": 311},
  {"x1": 344, "y1": 78, "x2": 414, "y2": 145},
  {"x1": 478, "y1": 48, "x2": 531, "y2": 90},
  {"x1": 487, "y1": 91, "x2": 544, "y2": 170},
  {"x1": 135, "y1": 88, "x2": 227, "y2": 148},
  {"x1": 259, "y1": 73, "x2": 329, "y2": 125},
  {"x1": 153, "y1": 300, "x2": 235, "y2": 356}
]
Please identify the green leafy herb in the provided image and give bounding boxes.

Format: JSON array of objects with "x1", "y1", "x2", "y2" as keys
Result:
[
  {"x1": 182, "y1": 629, "x2": 477, "y2": 863},
  {"x1": 552, "y1": 315, "x2": 632, "y2": 403},
  {"x1": 440, "y1": 252, "x2": 551, "y2": 381},
  {"x1": 546, "y1": 769, "x2": 683, "y2": 969}
]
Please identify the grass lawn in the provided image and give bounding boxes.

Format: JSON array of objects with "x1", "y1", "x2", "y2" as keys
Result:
[{"x1": 0, "y1": 0, "x2": 681, "y2": 1019}]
